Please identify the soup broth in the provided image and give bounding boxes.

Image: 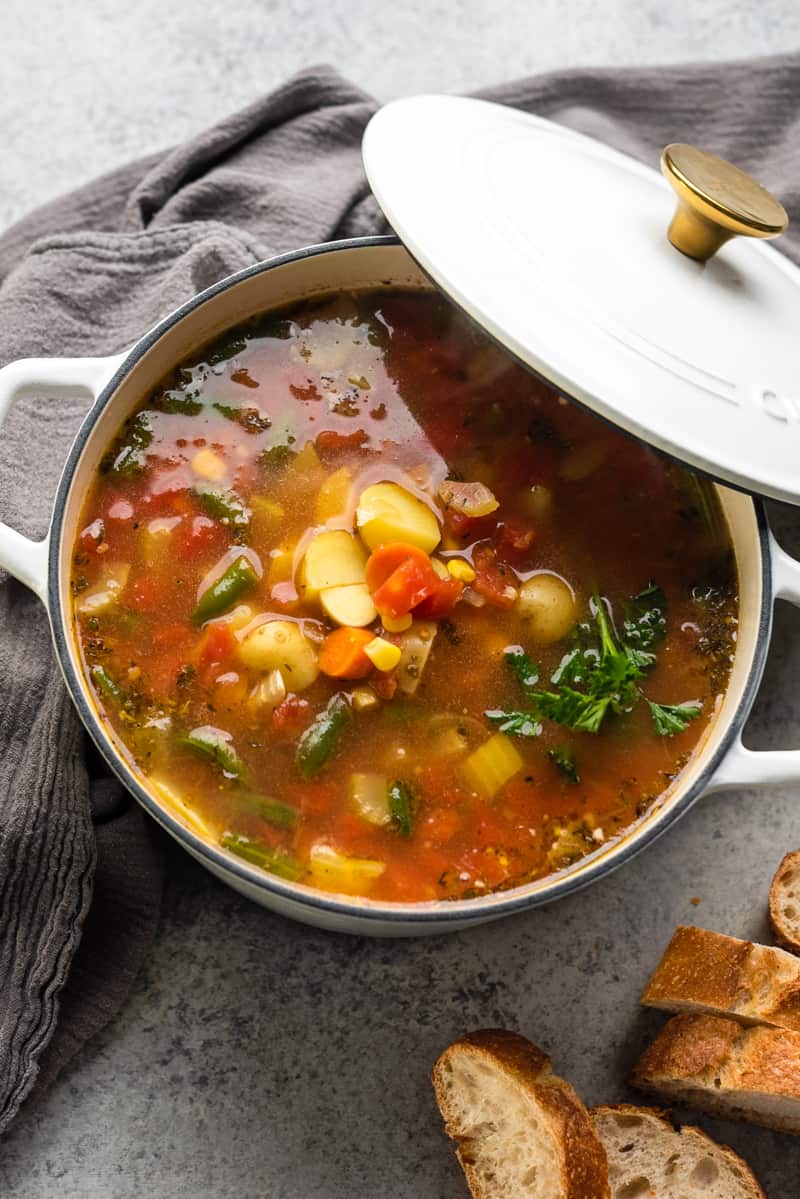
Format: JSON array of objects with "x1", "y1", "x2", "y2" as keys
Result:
[{"x1": 71, "y1": 290, "x2": 737, "y2": 902}]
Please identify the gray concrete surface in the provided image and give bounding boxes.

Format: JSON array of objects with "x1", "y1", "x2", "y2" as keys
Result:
[{"x1": 3, "y1": 2, "x2": 800, "y2": 1196}]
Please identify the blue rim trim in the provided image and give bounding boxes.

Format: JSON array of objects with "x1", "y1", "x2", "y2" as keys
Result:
[{"x1": 47, "y1": 235, "x2": 773, "y2": 926}]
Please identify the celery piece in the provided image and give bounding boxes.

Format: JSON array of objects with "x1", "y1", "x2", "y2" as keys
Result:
[{"x1": 461, "y1": 733, "x2": 523, "y2": 798}]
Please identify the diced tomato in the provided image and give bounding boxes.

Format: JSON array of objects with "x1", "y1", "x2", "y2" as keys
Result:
[
  {"x1": 198, "y1": 622, "x2": 235, "y2": 667},
  {"x1": 372, "y1": 672, "x2": 398, "y2": 700},
  {"x1": 494, "y1": 519, "x2": 535, "y2": 560},
  {"x1": 443, "y1": 508, "x2": 497, "y2": 541},
  {"x1": 413, "y1": 574, "x2": 464, "y2": 618},
  {"x1": 272, "y1": 696, "x2": 313, "y2": 735},
  {"x1": 314, "y1": 428, "x2": 368, "y2": 454},
  {"x1": 472, "y1": 544, "x2": 519, "y2": 609},
  {"x1": 372, "y1": 557, "x2": 439, "y2": 619},
  {"x1": 231, "y1": 367, "x2": 259, "y2": 389}
]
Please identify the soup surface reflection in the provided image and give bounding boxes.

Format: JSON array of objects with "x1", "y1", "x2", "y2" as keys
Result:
[{"x1": 71, "y1": 291, "x2": 737, "y2": 901}]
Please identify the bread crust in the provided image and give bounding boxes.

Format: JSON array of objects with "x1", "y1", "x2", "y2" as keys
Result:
[
  {"x1": 769, "y1": 850, "x2": 800, "y2": 954},
  {"x1": 641, "y1": 925, "x2": 800, "y2": 1032},
  {"x1": 433, "y1": 1029, "x2": 610, "y2": 1199},
  {"x1": 630, "y1": 1014, "x2": 800, "y2": 1133},
  {"x1": 590, "y1": 1104, "x2": 766, "y2": 1198}
]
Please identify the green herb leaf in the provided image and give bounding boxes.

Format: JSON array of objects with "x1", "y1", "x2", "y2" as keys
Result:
[
  {"x1": 485, "y1": 709, "x2": 542, "y2": 737},
  {"x1": 494, "y1": 592, "x2": 653, "y2": 736},
  {"x1": 623, "y1": 582, "x2": 666, "y2": 660},
  {"x1": 547, "y1": 744, "x2": 580, "y2": 783},
  {"x1": 504, "y1": 646, "x2": 540, "y2": 695},
  {"x1": 647, "y1": 699, "x2": 702, "y2": 736}
]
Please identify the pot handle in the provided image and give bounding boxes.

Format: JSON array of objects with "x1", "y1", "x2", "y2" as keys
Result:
[
  {"x1": 0, "y1": 353, "x2": 126, "y2": 601},
  {"x1": 706, "y1": 533, "x2": 800, "y2": 793}
]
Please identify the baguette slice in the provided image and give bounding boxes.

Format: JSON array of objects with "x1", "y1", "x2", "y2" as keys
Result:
[
  {"x1": 433, "y1": 1029, "x2": 610, "y2": 1199},
  {"x1": 770, "y1": 850, "x2": 800, "y2": 954},
  {"x1": 641, "y1": 925, "x2": 800, "y2": 1032},
  {"x1": 591, "y1": 1104, "x2": 766, "y2": 1199},
  {"x1": 631, "y1": 1013, "x2": 800, "y2": 1134}
]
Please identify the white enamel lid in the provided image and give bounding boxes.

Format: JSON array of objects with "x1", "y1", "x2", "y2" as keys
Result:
[{"x1": 362, "y1": 95, "x2": 800, "y2": 503}]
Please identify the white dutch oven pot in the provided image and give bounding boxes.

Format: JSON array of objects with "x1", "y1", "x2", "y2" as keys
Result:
[{"x1": 1, "y1": 236, "x2": 799, "y2": 936}]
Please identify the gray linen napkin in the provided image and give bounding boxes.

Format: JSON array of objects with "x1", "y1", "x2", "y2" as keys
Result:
[{"x1": 1, "y1": 55, "x2": 799, "y2": 1132}]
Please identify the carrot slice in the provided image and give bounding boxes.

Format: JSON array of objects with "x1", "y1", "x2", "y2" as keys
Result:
[
  {"x1": 318, "y1": 627, "x2": 375, "y2": 679},
  {"x1": 365, "y1": 542, "x2": 434, "y2": 592},
  {"x1": 372, "y1": 558, "x2": 439, "y2": 619}
]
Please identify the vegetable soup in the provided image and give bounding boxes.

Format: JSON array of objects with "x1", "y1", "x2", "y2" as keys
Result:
[{"x1": 71, "y1": 290, "x2": 737, "y2": 902}]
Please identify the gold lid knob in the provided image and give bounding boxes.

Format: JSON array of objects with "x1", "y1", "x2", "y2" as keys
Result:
[{"x1": 661, "y1": 143, "x2": 788, "y2": 262}]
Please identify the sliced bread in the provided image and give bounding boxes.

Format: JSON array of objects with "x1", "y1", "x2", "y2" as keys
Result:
[
  {"x1": 770, "y1": 850, "x2": 800, "y2": 954},
  {"x1": 432, "y1": 1029, "x2": 610, "y2": 1199},
  {"x1": 630, "y1": 1013, "x2": 800, "y2": 1134},
  {"x1": 640, "y1": 924, "x2": 800, "y2": 1032},
  {"x1": 591, "y1": 1104, "x2": 766, "y2": 1199}
]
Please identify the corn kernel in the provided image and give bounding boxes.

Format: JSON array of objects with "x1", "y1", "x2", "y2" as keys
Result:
[
  {"x1": 351, "y1": 686, "x2": 380, "y2": 712},
  {"x1": 364, "y1": 636, "x2": 402, "y2": 672},
  {"x1": 381, "y1": 611, "x2": 413, "y2": 633},
  {"x1": 447, "y1": 558, "x2": 476, "y2": 583},
  {"x1": 191, "y1": 447, "x2": 227, "y2": 482}
]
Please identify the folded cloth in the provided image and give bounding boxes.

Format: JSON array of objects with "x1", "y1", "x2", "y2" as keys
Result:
[{"x1": 1, "y1": 54, "x2": 798, "y2": 1131}]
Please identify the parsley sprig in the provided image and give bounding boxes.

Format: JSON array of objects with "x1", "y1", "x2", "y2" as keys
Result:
[{"x1": 487, "y1": 585, "x2": 701, "y2": 739}]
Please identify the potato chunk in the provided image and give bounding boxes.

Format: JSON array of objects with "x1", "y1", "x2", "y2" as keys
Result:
[
  {"x1": 320, "y1": 582, "x2": 377, "y2": 628},
  {"x1": 238, "y1": 620, "x2": 319, "y2": 691},
  {"x1": 517, "y1": 574, "x2": 577, "y2": 643},
  {"x1": 302, "y1": 530, "x2": 367, "y2": 597},
  {"x1": 356, "y1": 482, "x2": 440, "y2": 553}
]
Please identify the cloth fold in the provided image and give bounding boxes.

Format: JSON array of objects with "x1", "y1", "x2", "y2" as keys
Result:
[{"x1": 1, "y1": 54, "x2": 799, "y2": 1132}]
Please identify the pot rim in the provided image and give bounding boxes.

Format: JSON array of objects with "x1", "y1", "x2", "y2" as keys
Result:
[{"x1": 47, "y1": 235, "x2": 773, "y2": 925}]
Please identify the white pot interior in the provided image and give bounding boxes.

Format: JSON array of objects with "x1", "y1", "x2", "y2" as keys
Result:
[{"x1": 54, "y1": 242, "x2": 766, "y2": 930}]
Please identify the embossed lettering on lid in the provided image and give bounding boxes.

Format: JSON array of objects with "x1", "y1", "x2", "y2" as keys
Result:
[{"x1": 363, "y1": 96, "x2": 800, "y2": 504}]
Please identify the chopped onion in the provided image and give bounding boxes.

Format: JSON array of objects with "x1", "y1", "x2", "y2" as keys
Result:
[{"x1": 437, "y1": 480, "x2": 499, "y2": 518}]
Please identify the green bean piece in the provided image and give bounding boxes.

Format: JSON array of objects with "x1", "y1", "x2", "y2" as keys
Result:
[
  {"x1": 388, "y1": 780, "x2": 415, "y2": 837},
  {"x1": 179, "y1": 725, "x2": 246, "y2": 778},
  {"x1": 238, "y1": 793, "x2": 298, "y2": 830},
  {"x1": 296, "y1": 693, "x2": 352, "y2": 780},
  {"x1": 90, "y1": 664, "x2": 123, "y2": 704},
  {"x1": 192, "y1": 555, "x2": 257, "y2": 625},
  {"x1": 194, "y1": 485, "x2": 251, "y2": 534},
  {"x1": 220, "y1": 832, "x2": 302, "y2": 881}
]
